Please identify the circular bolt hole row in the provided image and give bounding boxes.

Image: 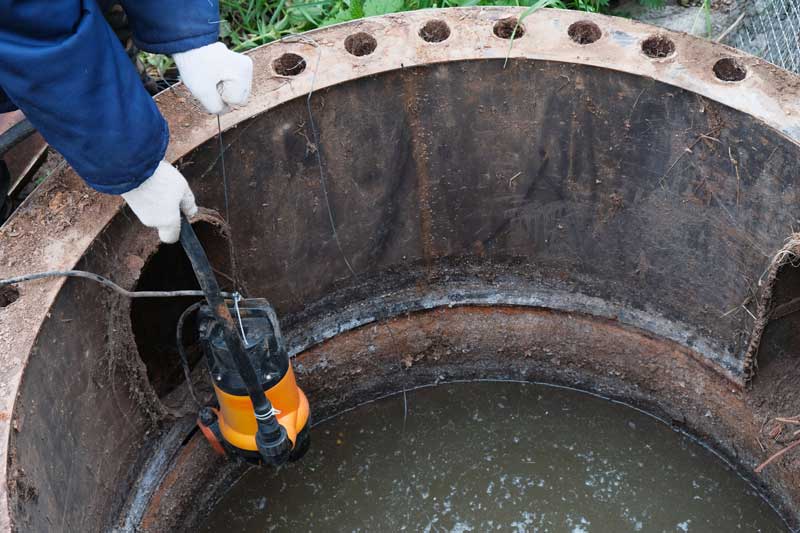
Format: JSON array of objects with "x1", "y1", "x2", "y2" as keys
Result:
[
  {"x1": 568, "y1": 21, "x2": 601, "y2": 45},
  {"x1": 277, "y1": 23, "x2": 748, "y2": 85},
  {"x1": 494, "y1": 17, "x2": 524, "y2": 39},
  {"x1": 273, "y1": 53, "x2": 307, "y2": 76},
  {"x1": 345, "y1": 32, "x2": 378, "y2": 56},
  {"x1": 420, "y1": 20, "x2": 450, "y2": 42},
  {"x1": 641, "y1": 35, "x2": 675, "y2": 58}
]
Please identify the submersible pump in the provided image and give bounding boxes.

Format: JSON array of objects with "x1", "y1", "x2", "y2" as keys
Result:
[{"x1": 179, "y1": 217, "x2": 310, "y2": 465}]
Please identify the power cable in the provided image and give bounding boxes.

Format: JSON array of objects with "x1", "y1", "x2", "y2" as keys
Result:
[
  {"x1": 176, "y1": 301, "x2": 204, "y2": 407},
  {"x1": 0, "y1": 269, "x2": 232, "y2": 299}
]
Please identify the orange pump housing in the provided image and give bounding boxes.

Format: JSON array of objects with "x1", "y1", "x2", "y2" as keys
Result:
[{"x1": 214, "y1": 365, "x2": 310, "y2": 452}]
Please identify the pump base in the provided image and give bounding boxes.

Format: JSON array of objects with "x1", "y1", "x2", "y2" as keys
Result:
[
  {"x1": 198, "y1": 408, "x2": 310, "y2": 465},
  {"x1": 289, "y1": 426, "x2": 311, "y2": 463}
]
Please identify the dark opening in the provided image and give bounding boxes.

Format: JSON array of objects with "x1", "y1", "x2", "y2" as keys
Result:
[
  {"x1": 750, "y1": 261, "x2": 800, "y2": 372},
  {"x1": 130, "y1": 222, "x2": 233, "y2": 401},
  {"x1": 273, "y1": 53, "x2": 307, "y2": 76},
  {"x1": 493, "y1": 17, "x2": 524, "y2": 39},
  {"x1": 642, "y1": 35, "x2": 675, "y2": 58},
  {"x1": 0, "y1": 285, "x2": 19, "y2": 308},
  {"x1": 568, "y1": 21, "x2": 601, "y2": 45},
  {"x1": 345, "y1": 32, "x2": 378, "y2": 56},
  {"x1": 713, "y1": 58, "x2": 747, "y2": 82},
  {"x1": 419, "y1": 20, "x2": 450, "y2": 43}
]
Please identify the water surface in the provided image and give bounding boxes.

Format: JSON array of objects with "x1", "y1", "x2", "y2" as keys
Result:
[{"x1": 201, "y1": 381, "x2": 785, "y2": 532}]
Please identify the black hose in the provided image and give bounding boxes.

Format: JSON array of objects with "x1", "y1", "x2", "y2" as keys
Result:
[{"x1": 176, "y1": 301, "x2": 204, "y2": 407}]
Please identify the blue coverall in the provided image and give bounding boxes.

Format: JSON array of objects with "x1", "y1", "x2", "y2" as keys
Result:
[{"x1": 0, "y1": 1, "x2": 220, "y2": 194}]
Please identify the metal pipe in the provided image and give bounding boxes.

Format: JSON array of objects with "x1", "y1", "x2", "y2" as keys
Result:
[{"x1": 0, "y1": 119, "x2": 35, "y2": 158}]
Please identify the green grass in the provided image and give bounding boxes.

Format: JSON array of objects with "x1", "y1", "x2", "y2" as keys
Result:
[
  {"x1": 220, "y1": 0, "x2": 665, "y2": 52},
  {"x1": 141, "y1": 0, "x2": 665, "y2": 79}
]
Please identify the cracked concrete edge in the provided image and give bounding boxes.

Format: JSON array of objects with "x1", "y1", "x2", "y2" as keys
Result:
[{"x1": 1, "y1": 7, "x2": 799, "y2": 530}]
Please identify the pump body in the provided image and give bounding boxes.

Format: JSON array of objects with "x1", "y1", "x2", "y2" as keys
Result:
[{"x1": 197, "y1": 298, "x2": 310, "y2": 462}]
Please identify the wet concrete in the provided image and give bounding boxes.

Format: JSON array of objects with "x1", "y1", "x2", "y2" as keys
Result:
[{"x1": 201, "y1": 381, "x2": 785, "y2": 532}]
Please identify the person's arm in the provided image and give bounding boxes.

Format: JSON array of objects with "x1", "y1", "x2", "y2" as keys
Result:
[
  {"x1": 119, "y1": 0, "x2": 221, "y2": 55},
  {"x1": 120, "y1": 0, "x2": 253, "y2": 114},
  {"x1": 0, "y1": 1, "x2": 197, "y2": 242},
  {"x1": 0, "y1": 1, "x2": 167, "y2": 195}
]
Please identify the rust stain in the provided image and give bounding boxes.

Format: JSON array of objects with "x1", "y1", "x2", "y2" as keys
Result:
[
  {"x1": 140, "y1": 436, "x2": 206, "y2": 531},
  {"x1": 402, "y1": 71, "x2": 436, "y2": 264}
]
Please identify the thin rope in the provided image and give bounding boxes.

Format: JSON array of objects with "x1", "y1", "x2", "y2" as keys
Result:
[
  {"x1": 217, "y1": 114, "x2": 230, "y2": 227},
  {"x1": 233, "y1": 291, "x2": 249, "y2": 345},
  {"x1": 293, "y1": 35, "x2": 406, "y2": 356},
  {"x1": 299, "y1": 36, "x2": 357, "y2": 278},
  {"x1": 216, "y1": 113, "x2": 243, "y2": 292}
]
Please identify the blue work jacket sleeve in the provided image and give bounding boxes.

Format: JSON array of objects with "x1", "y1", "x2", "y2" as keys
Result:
[
  {"x1": 119, "y1": 0, "x2": 220, "y2": 55},
  {"x1": 0, "y1": 1, "x2": 168, "y2": 194}
]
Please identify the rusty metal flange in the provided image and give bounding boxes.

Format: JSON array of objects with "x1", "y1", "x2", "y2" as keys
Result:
[{"x1": 3, "y1": 8, "x2": 800, "y2": 531}]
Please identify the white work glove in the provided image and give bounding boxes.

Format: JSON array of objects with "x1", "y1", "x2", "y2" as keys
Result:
[
  {"x1": 122, "y1": 161, "x2": 198, "y2": 243},
  {"x1": 173, "y1": 42, "x2": 253, "y2": 114}
]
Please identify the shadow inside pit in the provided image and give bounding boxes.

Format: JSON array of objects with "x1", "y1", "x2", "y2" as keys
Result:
[{"x1": 130, "y1": 221, "x2": 233, "y2": 401}]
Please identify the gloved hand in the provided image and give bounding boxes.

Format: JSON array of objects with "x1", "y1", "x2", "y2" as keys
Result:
[
  {"x1": 121, "y1": 161, "x2": 197, "y2": 243},
  {"x1": 173, "y1": 42, "x2": 253, "y2": 114}
]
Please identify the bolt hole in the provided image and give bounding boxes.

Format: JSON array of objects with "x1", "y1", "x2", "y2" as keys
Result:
[
  {"x1": 493, "y1": 17, "x2": 524, "y2": 39},
  {"x1": 568, "y1": 21, "x2": 601, "y2": 45},
  {"x1": 642, "y1": 35, "x2": 675, "y2": 58},
  {"x1": 419, "y1": 20, "x2": 450, "y2": 42},
  {"x1": 0, "y1": 285, "x2": 19, "y2": 308},
  {"x1": 345, "y1": 32, "x2": 377, "y2": 56},
  {"x1": 273, "y1": 53, "x2": 307, "y2": 76},
  {"x1": 713, "y1": 57, "x2": 747, "y2": 82}
]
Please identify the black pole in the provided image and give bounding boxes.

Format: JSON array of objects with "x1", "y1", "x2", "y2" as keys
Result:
[{"x1": 179, "y1": 217, "x2": 290, "y2": 464}]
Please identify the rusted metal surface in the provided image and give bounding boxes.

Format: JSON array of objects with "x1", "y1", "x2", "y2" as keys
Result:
[
  {"x1": 140, "y1": 306, "x2": 800, "y2": 528},
  {"x1": 2, "y1": 8, "x2": 800, "y2": 531}
]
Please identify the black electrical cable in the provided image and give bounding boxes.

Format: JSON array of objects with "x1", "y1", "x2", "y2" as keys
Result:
[
  {"x1": 176, "y1": 301, "x2": 204, "y2": 408},
  {"x1": 0, "y1": 270, "x2": 233, "y2": 299}
]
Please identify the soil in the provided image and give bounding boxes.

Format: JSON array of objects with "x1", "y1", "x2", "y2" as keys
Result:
[
  {"x1": 272, "y1": 53, "x2": 307, "y2": 77},
  {"x1": 714, "y1": 57, "x2": 748, "y2": 81},
  {"x1": 642, "y1": 35, "x2": 676, "y2": 58},
  {"x1": 0, "y1": 286, "x2": 18, "y2": 308},
  {"x1": 344, "y1": 32, "x2": 377, "y2": 57},
  {"x1": 493, "y1": 17, "x2": 523, "y2": 39},
  {"x1": 419, "y1": 20, "x2": 450, "y2": 43},
  {"x1": 568, "y1": 21, "x2": 602, "y2": 45}
]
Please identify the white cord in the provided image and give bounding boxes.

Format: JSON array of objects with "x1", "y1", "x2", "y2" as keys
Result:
[{"x1": 233, "y1": 291, "x2": 249, "y2": 345}]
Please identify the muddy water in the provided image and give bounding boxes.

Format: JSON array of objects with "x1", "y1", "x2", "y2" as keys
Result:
[{"x1": 201, "y1": 382, "x2": 786, "y2": 532}]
